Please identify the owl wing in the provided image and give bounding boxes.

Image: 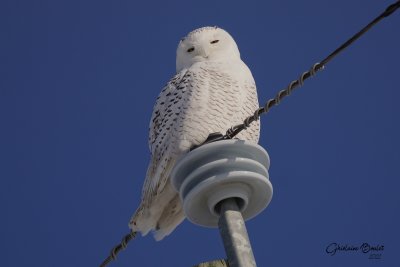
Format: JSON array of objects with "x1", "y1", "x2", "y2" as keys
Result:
[{"x1": 141, "y1": 69, "x2": 190, "y2": 204}]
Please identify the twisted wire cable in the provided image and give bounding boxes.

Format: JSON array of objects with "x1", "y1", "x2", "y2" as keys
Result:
[
  {"x1": 223, "y1": 0, "x2": 400, "y2": 140},
  {"x1": 100, "y1": 231, "x2": 137, "y2": 267}
]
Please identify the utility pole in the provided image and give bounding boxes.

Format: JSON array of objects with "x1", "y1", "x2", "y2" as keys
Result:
[
  {"x1": 218, "y1": 198, "x2": 256, "y2": 267},
  {"x1": 192, "y1": 259, "x2": 228, "y2": 267},
  {"x1": 172, "y1": 140, "x2": 273, "y2": 267}
]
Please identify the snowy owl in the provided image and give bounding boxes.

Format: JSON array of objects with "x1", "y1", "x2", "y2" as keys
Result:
[{"x1": 129, "y1": 26, "x2": 260, "y2": 241}]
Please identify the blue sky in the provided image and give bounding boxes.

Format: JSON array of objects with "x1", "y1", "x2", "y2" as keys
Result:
[{"x1": 1, "y1": 0, "x2": 399, "y2": 266}]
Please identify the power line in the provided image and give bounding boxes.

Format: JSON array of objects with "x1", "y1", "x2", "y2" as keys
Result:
[
  {"x1": 217, "y1": 0, "x2": 400, "y2": 141},
  {"x1": 100, "y1": 231, "x2": 137, "y2": 267}
]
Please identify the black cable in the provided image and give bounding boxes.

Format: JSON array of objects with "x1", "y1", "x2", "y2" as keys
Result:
[
  {"x1": 218, "y1": 0, "x2": 400, "y2": 142},
  {"x1": 100, "y1": 231, "x2": 137, "y2": 267}
]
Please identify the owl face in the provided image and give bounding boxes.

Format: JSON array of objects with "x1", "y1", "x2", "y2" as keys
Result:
[{"x1": 176, "y1": 27, "x2": 241, "y2": 72}]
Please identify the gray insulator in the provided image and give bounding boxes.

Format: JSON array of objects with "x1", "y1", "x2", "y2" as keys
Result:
[{"x1": 171, "y1": 139, "x2": 273, "y2": 227}]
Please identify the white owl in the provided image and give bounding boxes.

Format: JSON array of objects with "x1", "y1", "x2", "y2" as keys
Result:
[{"x1": 129, "y1": 26, "x2": 260, "y2": 241}]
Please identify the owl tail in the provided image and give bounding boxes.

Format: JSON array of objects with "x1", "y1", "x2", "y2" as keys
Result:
[
  {"x1": 153, "y1": 194, "x2": 185, "y2": 241},
  {"x1": 129, "y1": 184, "x2": 185, "y2": 241},
  {"x1": 128, "y1": 199, "x2": 185, "y2": 241},
  {"x1": 129, "y1": 205, "x2": 154, "y2": 237}
]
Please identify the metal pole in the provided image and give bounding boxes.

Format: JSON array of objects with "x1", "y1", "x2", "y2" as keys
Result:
[
  {"x1": 218, "y1": 198, "x2": 257, "y2": 267},
  {"x1": 192, "y1": 259, "x2": 228, "y2": 267}
]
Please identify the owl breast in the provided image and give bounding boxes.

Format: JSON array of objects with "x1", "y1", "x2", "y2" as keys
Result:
[{"x1": 172, "y1": 60, "x2": 260, "y2": 153}]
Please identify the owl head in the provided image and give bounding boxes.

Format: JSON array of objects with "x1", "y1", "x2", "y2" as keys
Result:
[{"x1": 176, "y1": 26, "x2": 241, "y2": 72}]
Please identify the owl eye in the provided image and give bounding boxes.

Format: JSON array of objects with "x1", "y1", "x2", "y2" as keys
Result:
[
  {"x1": 210, "y1": 40, "x2": 219, "y2": 44},
  {"x1": 187, "y1": 47, "x2": 195, "y2": 53}
]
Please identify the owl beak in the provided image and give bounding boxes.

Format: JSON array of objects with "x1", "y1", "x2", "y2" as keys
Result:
[{"x1": 200, "y1": 47, "x2": 210, "y2": 58}]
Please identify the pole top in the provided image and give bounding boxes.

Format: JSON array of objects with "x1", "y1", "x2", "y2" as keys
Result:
[{"x1": 171, "y1": 139, "x2": 273, "y2": 227}]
